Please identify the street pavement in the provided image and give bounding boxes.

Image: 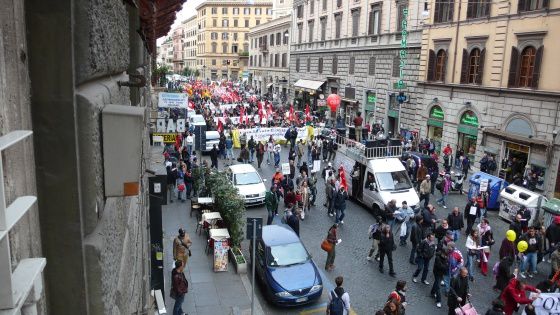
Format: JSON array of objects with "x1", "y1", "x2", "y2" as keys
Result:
[{"x1": 159, "y1": 145, "x2": 551, "y2": 315}]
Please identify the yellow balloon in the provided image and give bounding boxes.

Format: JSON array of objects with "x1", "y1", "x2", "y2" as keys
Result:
[
  {"x1": 506, "y1": 230, "x2": 517, "y2": 242},
  {"x1": 517, "y1": 240, "x2": 528, "y2": 253}
]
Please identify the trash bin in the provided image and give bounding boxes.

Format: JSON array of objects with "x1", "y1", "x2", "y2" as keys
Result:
[
  {"x1": 543, "y1": 198, "x2": 560, "y2": 228},
  {"x1": 498, "y1": 184, "x2": 546, "y2": 225},
  {"x1": 468, "y1": 172, "x2": 508, "y2": 210}
]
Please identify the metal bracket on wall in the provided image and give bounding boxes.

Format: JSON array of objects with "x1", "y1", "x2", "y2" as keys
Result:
[{"x1": 118, "y1": 73, "x2": 147, "y2": 88}]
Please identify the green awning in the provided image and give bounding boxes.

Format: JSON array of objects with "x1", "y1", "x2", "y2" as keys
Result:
[
  {"x1": 543, "y1": 198, "x2": 560, "y2": 214},
  {"x1": 427, "y1": 118, "x2": 443, "y2": 128},
  {"x1": 458, "y1": 124, "x2": 478, "y2": 137}
]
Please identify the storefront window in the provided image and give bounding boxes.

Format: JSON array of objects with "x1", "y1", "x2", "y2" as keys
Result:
[
  {"x1": 427, "y1": 105, "x2": 444, "y2": 154},
  {"x1": 501, "y1": 142, "x2": 529, "y2": 183},
  {"x1": 457, "y1": 110, "x2": 478, "y2": 158}
]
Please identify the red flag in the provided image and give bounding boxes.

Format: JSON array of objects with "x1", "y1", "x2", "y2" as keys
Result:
[
  {"x1": 217, "y1": 119, "x2": 223, "y2": 133},
  {"x1": 305, "y1": 104, "x2": 311, "y2": 122},
  {"x1": 289, "y1": 104, "x2": 295, "y2": 122},
  {"x1": 188, "y1": 100, "x2": 195, "y2": 110},
  {"x1": 239, "y1": 106, "x2": 245, "y2": 125},
  {"x1": 338, "y1": 166, "x2": 348, "y2": 191}
]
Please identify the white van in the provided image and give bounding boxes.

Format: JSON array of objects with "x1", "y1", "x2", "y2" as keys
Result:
[
  {"x1": 334, "y1": 137, "x2": 420, "y2": 215},
  {"x1": 203, "y1": 131, "x2": 220, "y2": 153}
]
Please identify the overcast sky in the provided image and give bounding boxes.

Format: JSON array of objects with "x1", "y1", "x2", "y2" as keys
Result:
[{"x1": 156, "y1": 0, "x2": 204, "y2": 45}]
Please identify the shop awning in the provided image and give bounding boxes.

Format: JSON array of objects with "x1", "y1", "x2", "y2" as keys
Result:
[
  {"x1": 483, "y1": 128, "x2": 551, "y2": 148},
  {"x1": 293, "y1": 79, "x2": 325, "y2": 92},
  {"x1": 266, "y1": 83, "x2": 273, "y2": 88}
]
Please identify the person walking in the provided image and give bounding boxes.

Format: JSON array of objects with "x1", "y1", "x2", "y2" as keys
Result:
[
  {"x1": 421, "y1": 204, "x2": 438, "y2": 237},
  {"x1": 409, "y1": 215, "x2": 423, "y2": 264},
  {"x1": 173, "y1": 228, "x2": 192, "y2": 269},
  {"x1": 354, "y1": 112, "x2": 363, "y2": 143},
  {"x1": 300, "y1": 181, "x2": 311, "y2": 220},
  {"x1": 385, "y1": 199, "x2": 398, "y2": 231},
  {"x1": 447, "y1": 207, "x2": 464, "y2": 242},
  {"x1": 240, "y1": 144, "x2": 249, "y2": 164},
  {"x1": 448, "y1": 267, "x2": 470, "y2": 315},
  {"x1": 266, "y1": 137, "x2": 274, "y2": 165},
  {"x1": 418, "y1": 175, "x2": 431, "y2": 209},
  {"x1": 464, "y1": 197, "x2": 481, "y2": 236},
  {"x1": 210, "y1": 144, "x2": 219, "y2": 169},
  {"x1": 326, "y1": 178, "x2": 336, "y2": 217},
  {"x1": 325, "y1": 224, "x2": 339, "y2": 271},
  {"x1": 171, "y1": 260, "x2": 189, "y2": 315},
  {"x1": 436, "y1": 174, "x2": 451, "y2": 209},
  {"x1": 494, "y1": 257, "x2": 514, "y2": 292},
  {"x1": 265, "y1": 186, "x2": 279, "y2": 225},
  {"x1": 334, "y1": 186, "x2": 349, "y2": 224},
  {"x1": 465, "y1": 230, "x2": 482, "y2": 281},
  {"x1": 296, "y1": 139, "x2": 304, "y2": 167},
  {"x1": 378, "y1": 225, "x2": 397, "y2": 276},
  {"x1": 308, "y1": 169, "x2": 318, "y2": 206},
  {"x1": 286, "y1": 205, "x2": 300, "y2": 236},
  {"x1": 256, "y1": 141, "x2": 265, "y2": 169},
  {"x1": 248, "y1": 135, "x2": 256, "y2": 163},
  {"x1": 396, "y1": 201, "x2": 415, "y2": 245},
  {"x1": 462, "y1": 156, "x2": 471, "y2": 179},
  {"x1": 367, "y1": 219, "x2": 383, "y2": 262},
  {"x1": 327, "y1": 276, "x2": 351, "y2": 315},
  {"x1": 225, "y1": 136, "x2": 234, "y2": 162},
  {"x1": 519, "y1": 226, "x2": 542, "y2": 279},
  {"x1": 478, "y1": 218, "x2": 494, "y2": 276},
  {"x1": 273, "y1": 143, "x2": 281, "y2": 167},
  {"x1": 445, "y1": 243, "x2": 464, "y2": 294},
  {"x1": 413, "y1": 232, "x2": 437, "y2": 285},
  {"x1": 500, "y1": 278, "x2": 540, "y2": 315},
  {"x1": 431, "y1": 247, "x2": 448, "y2": 308}
]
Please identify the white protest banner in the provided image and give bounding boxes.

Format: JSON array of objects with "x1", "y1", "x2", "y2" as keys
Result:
[
  {"x1": 158, "y1": 92, "x2": 188, "y2": 108},
  {"x1": 523, "y1": 293, "x2": 560, "y2": 315},
  {"x1": 237, "y1": 127, "x2": 321, "y2": 143},
  {"x1": 313, "y1": 160, "x2": 321, "y2": 171},
  {"x1": 480, "y1": 179, "x2": 489, "y2": 192}
]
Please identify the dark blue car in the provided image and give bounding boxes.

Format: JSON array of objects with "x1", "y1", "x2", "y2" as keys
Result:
[{"x1": 251, "y1": 225, "x2": 323, "y2": 306}]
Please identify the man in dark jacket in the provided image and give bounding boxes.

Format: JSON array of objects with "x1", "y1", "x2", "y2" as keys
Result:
[
  {"x1": 413, "y1": 233, "x2": 437, "y2": 285},
  {"x1": 464, "y1": 197, "x2": 480, "y2": 235},
  {"x1": 545, "y1": 216, "x2": 560, "y2": 259},
  {"x1": 265, "y1": 186, "x2": 279, "y2": 225},
  {"x1": 519, "y1": 226, "x2": 542, "y2": 278},
  {"x1": 334, "y1": 186, "x2": 349, "y2": 225},
  {"x1": 422, "y1": 204, "x2": 438, "y2": 236},
  {"x1": 385, "y1": 199, "x2": 398, "y2": 229},
  {"x1": 248, "y1": 136, "x2": 256, "y2": 163},
  {"x1": 509, "y1": 214, "x2": 523, "y2": 243},
  {"x1": 171, "y1": 260, "x2": 189, "y2": 315},
  {"x1": 447, "y1": 207, "x2": 464, "y2": 242},
  {"x1": 409, "y1": 215, "x2": 424, "y2": 264},
  {"x1": 286, "y1": 206, "x2": 300, "y2": 236},
  {"x1": 210, "y1": 144, "x2": 219, "y2": 169},
  {"x1": 448, "y1": 267, "x2": 470, "y2": 314},
  {"x1": 431, "y1": 248, "x2": 449, "y2": 308}
]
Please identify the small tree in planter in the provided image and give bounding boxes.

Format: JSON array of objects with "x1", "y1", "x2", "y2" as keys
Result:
[{"x1": 205, "y1": 172, "x2": 247, "y2": 273}]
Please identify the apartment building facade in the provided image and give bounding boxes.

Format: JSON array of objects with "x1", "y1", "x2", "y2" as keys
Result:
[
  {"x1": 196, "y1": 0, "x2": 273, "y2": 81},
  {"x1": 158, "y1": 38, "x2": 174, "y2": 70},
  {"x1": 248, "y1": 14, "x2": 291, "y2": 99},
  {"x1": 172, "y1": 25, "x2": 185, "y2": 72},
  {"x1": 417, "y1": 0, "x2": 560, "y2": 197},
  {"x1": 183, "y1": 15, "x2": 198, "y2": 71},
  {"x1": 288, "y1": 0, "x2": 423, "y2": 137}
]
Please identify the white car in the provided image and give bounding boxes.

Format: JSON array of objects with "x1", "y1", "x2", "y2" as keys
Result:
[
  {"x1": 203, "y1": 131, "x2": 220, "y2": 153},
  {"x1": 226, "y1": 164, "x2": 267, "y2": 206}
]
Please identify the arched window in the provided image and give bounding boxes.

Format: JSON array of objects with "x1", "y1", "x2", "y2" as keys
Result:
[
  {"x1": 211, "y1": 42, "x2": 217, "y2": 53},
  {"x1": 222, "y1": 43, "x2": 228, "y2": 53},
  {"x1": 467, "y1": 48, "x2": 481, "y2": 84},
  {"x1": 435, "y1": 49, "x2": 447, "y2": 81},
  {"x1": 519, "y1": 46, "x2": 536, "y2": 88},
  {"x1": 505, "y1": 118, "x2": 533, "y2": 137}
]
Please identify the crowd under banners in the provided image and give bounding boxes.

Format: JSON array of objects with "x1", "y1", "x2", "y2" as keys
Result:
[
  {"x1": 158, "y1": 92, "x2": 188, "y2": 108},
  {"x1": 523, "y1": 293, "x2": 560, "y2": 314}
]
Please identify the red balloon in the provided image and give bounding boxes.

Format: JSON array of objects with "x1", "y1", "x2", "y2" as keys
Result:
[{"x1": 327, "y1": 94, "x2": 341, "y2": 112}]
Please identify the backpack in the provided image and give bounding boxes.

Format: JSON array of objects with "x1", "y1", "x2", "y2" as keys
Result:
[
  {"x1": 435, "y1": 180, "x2": 443, "y2": 191},
  {"x1": 328, "y1": 290, "x2": 345, "y2": 315}
]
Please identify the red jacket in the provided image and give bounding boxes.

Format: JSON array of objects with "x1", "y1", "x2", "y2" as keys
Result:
[{"x1": 500, "y1": 278, "x2": 537, "y2": 315}]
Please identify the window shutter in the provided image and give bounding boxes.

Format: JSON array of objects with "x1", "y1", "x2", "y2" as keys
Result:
[
  {"x1": 484, "y1": 0, "x2": 491, "y2": 16},
  {"x1": 476, "y1": 48, "x2": 485, "y2": 85},
  {"x1": 532, "y1": 46, "x2": 544, "y2": 89},
  {"x1": 377, "y1": 9, "x2": 382, "y2": 34},
  {"x1": 442, "y1": 51, "x2": 448, "y2": 82},
  {"x1": 466, "y1": 0, "x2": 474, "y2": 18},
  {"x1": 518, "y1": 0, "x2": 527, "y2": 12},
  {"x1": 508, "y1": 46, "x2": 520, "y2": 88},
  {"x1": 460, "y1": 49, "x2": 469, "y2": 84},
  {"x1": 433, "y1": 1, "x2": 440, "y2": 23},
  {"x1": 427, "y1": 49, "x2": 436, "y2": 81},
  {"x1": 543, "y1": 0, "x2": 550, "y2": 9},
  {"x1": 369, "y1": 56, "x2": 376, "y2": 75},
  {"x1": 449, "y1": 0, "x2": 455, "y2": 22}
]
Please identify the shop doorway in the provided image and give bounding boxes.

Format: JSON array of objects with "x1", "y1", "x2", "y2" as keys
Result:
[
  {"x1": 427, "y1": 105, "x2": 444, "y2": 154},
  {"x1": 387, "y1": 116, "x2": 398, "y2": 138},
  {"x1": 501, "y1": 142, "x2": 530, "y2": 183},
  {"x1": 457, "y1": 110, "x2": 479, "y2": 160}
]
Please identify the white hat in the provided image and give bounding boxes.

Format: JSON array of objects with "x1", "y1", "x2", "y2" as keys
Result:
[{"x1": 328, "y1": 162, "x2": 332, "y2": 167}]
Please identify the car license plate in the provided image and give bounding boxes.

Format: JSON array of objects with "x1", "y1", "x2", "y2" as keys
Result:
[{"x1": 295, "y1": 297, "x2": 308, "y2": 303}]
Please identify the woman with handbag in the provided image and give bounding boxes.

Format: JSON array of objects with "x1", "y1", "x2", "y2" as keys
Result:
[
  {"x1": 478, "y1": 219, "x2": 494, "y2": 276},
  {"x1": 173, "y1": 228, "x2": 192, "y2": 268},
  {"x1": 324, "y1": 224, "x2": 338, "y2": 271}
]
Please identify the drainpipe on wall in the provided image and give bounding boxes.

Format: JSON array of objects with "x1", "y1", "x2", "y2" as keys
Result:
[{"x1": 449, "y1": 0, "x2": 463, "y2": 100}]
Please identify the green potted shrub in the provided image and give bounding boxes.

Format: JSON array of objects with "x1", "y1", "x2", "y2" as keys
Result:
[{"x1": 205, "y1": 172, "x2": 247, "y2": 273}]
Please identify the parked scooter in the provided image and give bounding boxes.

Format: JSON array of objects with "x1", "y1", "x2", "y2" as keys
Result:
[{"x1": 438, "y1": 170, "x2": 464, "y2": 194}]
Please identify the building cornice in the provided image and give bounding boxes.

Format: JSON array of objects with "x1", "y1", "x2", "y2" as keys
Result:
[
  {"x1": 290, "y1": 43, "x2": 420, "y2": 55},
  {"x1": 418, "y1": 81, "x2": 560, "y2": 100},
  {"x1": 196, "y1": 0, "x2": 273, "y2": 10},
  {"x1": 248, "y1": 16, "x2": 292, "y2": 36}
]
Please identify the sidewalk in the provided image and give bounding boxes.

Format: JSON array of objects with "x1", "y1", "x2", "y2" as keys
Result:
[{"x1": 151, "y1": 147, "x2": 264, "y2": 315}]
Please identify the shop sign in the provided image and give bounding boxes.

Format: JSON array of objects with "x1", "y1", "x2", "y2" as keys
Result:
[
  {"x1": 427, "y1": 118, "x2": 443, "y2": 128},
  {"x1": 460, "y1": 111, "x2": 479, "y2": 127},
  {"x1": 152, "y1": 133, "x2": 178, "y2": 143},
  {"x1": 429, "y1": 106, "x2": 444, "y2": 120},
  {"x1": 366, "y1": 92, "x2": 377, "y2": 104},
  {"x1": 395, "y1": 6, "x2": 409, "y2": 90},
  {"x1": 457, "y1": 124, "x2": 478, "y2": 137},
  {"x1": 158, "y1": 92, "x2": 188, "y2": 108}
]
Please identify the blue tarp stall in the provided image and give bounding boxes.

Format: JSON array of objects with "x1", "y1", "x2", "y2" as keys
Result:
[{"x1": 468, "y1": 172, "x2": 508, "y2": 210}]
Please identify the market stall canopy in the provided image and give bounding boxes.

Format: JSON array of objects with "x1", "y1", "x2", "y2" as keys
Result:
[{"x1": 294, "y1": 79, "x2": 325, "y2": 92}]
